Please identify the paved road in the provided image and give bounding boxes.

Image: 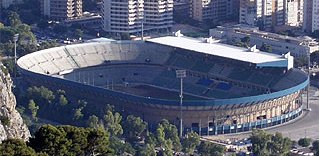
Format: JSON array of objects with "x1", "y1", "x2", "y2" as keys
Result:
[{"x1": 204, "y1": 86, "x2": 319, "y2": 141}]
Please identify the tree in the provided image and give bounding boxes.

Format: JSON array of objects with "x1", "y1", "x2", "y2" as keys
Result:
[
  {"x1": 27, "y1": 86, "x2": 55, "y2": 104},
  {"x1": 0, "y1": 139, "x2": 37, "y2": 156},
  {"x1": 197, "y1": 141, "x2": 225, "y2": 156},
  {"x1": 8, "y1": 11, "x2": 22, "y2": 29},
  {"x1": 30, "y1": 125, "x2": 113, "y2": 155},
  {"x1": 30, "y1": 125, "x2": 71, "y2": 155},
  {"x1": 28, "y1": 99, "x2": 39, "y2": 121},
  {"x1": 58, "y1": 126, "x2": 88, "y2": 155},
  {"x1": 182, "y1": 132, "x2": 200, "y2": 154},
  {"x1": 87, "y1": 115, "x2": 100, "y2": 129},
  {"x1": 109, "y1": 136, "x2": 135, "y2": 155},
  {"x1": 313, "y1": 140, "x2": 319, "y2": 152},
  {"x1": 52, "y1": 24, "x2": 68, "y2": 36},
  {"x1": 268, "y1": 132, "x2": 292, "y2": 156},
  {"x1": 37, "y1": 19, "x2": 49, "y2": 30},
  {"x1": 123, "y1": 115, "x2": 147, "y2": 143},
  {"x1": 75, "y1": 29, "x2": 83, "y2": 39},
  {"x1": 157, "y1": 119, "x2": 182, "y2": 152},
  {"x1": 139, "y1": 143, "x2": 156, "y2": 156},
  {"x1": 298, "y1": 138, "x2": 311, "y2": 147},
  {"x1": 85, "y1": 128, "x2": 113, "y2": 155},
  {"x1": 250, "y1": 129, "x2": 272, "y2": 156},
  {"x1": 250, "y1": 129, "x2": 291, "y2": 156},
  {"x1": 260, "y1": 43, "x2": 272, "y2": 52},
  {"x1": 0, "y1": 27, "x2": 15, "y2": 43},
  {"x1": 59, "y1": 95, "x2": 68, "y2": 106},
  {"x1": 73, "y1": 108, "x2": 84, "y2": 121},
  {"x1": 241, "y1": 36, "x2": 250, "y2": 44},
  {"x1": 104, "y1": 110, "x2": 123, "y2": 136},
  {"x1": 38, "y1": 40, "x2": 58, "y2": 50}
]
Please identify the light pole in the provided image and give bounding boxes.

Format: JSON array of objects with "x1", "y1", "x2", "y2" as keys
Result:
[
  {"x1": 138, "y1": 9, "x2": 144, "y2": 40},
  {"x1": 13, "y1": 34, "x2": 19, "y2": 77},
  {"x1": 176, "y1": 69, "x2": 186, "y2": 138},
  {"x1": 306, "y1": 47, "x2": 311, "y2": 111},
  {"x1": 137, "y1": 0, "x2": 144, "y2": 41}
]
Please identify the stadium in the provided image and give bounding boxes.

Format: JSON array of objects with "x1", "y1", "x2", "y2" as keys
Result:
[{"x1": 17, "y1": 35, "x2": 308, "y2": 135}]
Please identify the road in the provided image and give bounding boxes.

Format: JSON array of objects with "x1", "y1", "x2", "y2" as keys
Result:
[{"x1": 204, "y1": 86, "x2": 319, "y2": 141}]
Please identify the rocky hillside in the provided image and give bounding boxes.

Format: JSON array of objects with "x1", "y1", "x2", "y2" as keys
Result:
[{"x1": 0, "y1": 65, "x2": 30, "y2": 142}]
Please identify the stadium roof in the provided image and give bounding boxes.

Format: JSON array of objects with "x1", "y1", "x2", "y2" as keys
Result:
[{"x1": 147, "y1": 36, "x2": 291, "y2": 67}]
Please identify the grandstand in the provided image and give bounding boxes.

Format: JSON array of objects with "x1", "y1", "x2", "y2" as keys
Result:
[{"x1": 18, "y1": 35, "x2": 308, "y2": 135}]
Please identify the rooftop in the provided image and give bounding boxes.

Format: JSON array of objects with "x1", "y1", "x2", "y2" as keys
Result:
[
  {"x1": 147, "y1": 36, "x2": 289, "y2": 66},
  {"x1": 214, "y1": 24, "x2": 319, "y2": 47}
]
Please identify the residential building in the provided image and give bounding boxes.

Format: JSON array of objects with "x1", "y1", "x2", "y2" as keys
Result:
[
  {"x1": 209, "y1": 25, "x2": 319, "y2": 57},
  {"x1": 312, "y1": 0, "x2": 319, "y2": 32},
  {"x1": 1, "y1": 0, "x2": 22, "y2": 8},
  {"x1": 63, "y1": 12, "x2": 102, "y2": 29},
  {"x1": 144, "y1": 0, "x2": 173, "y2": 31},
  {"x1": 102, "y1": 0, "x2": 173, "y2": 34},
  {"x1": 303, "y1": 0, "x2": 313, "y2": 32},
  {"x1": 303, "y1": 0, "x2": 319, "y2": 33},
  {"x1": 286, "y1": 0, "x2": 303, "y2": 27},
  {"x1": 240, "y1": 0, "x2": 303, "y2": 30},
  {"x1": 41, "y1": 0, "x2": 83, "y2": 20},
  {"x1": 190, "y1": 0, "x2": 239, "y2": 23}
]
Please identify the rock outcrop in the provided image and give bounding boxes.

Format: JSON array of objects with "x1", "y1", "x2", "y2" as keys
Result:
[{"x1": 0, "y1": 65, "x2": 30, "y2": 142}]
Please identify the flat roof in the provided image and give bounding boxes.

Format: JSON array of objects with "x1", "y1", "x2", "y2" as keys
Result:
[{"x1": 147, "y1": 36, "x2": 288, "y2": 65}]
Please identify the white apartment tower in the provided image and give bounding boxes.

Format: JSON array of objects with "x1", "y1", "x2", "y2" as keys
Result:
[
  {"x1": 240, "y1": 0, "x2": 303, "y2": 30},
  {"x1": 102, "y1": 0, "x2": 173, "y2": 34},
  {"x1": 286, "y1": 0, "x2": 303, "y2": 27},
  {"x1": 144, "y1": 0, "x2": 173, "y2": 30}
]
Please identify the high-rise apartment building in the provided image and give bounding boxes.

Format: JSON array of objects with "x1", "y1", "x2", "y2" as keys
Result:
[
  {"x1": 41, "y1": 0, "x2": 83, "y2": 20},
  {"x1": 303, "y1": 0, "x2": 319, "y2": 32},
  {"x1": 286, "y1": 0, "x2": 303, "y2": 27},
  {"x1": 144, "y1": 0, "x2": 173, "y2": 31},
  {"x1": 190, "y1": 0, "x2": 239, "y2": 23},
  {"x1": 240, "y1": 0, "x2": 303, "y2": 30},
  {"x1": 303, "y1": 0, "x2": 313, "y2": 32},
  {"x1": 102, "y1": 0, "x2": 173, "y2": 34},
  {"x1": 312, "y1": 0, "x2": 319, "y2": 32}
]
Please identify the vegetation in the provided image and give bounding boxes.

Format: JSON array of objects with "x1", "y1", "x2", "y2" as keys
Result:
[
  {"x1": 312, "y1": 140, "x2": 319, "y2": 156},
  {"x1": 235, "y1": 36, "x2": 250, "y2": 48},
  {"x1": 0, "y1": 139, "x2": 37, "y2": 156},
  {"x1": 298, "y1": 137, "x2": 312, "y2": 147},
  {"x1": 197, "y1": 141, "x2": 225, "y2": 156},
  {"x1": 250, "y1": 129, "x2": 292, "y2": 156},
  {"x1": 13, "y1": 84, "x2": 229, "y2": 155},
  {"x1": 260, "y1": 43, "x2": 272, "y2": 52},
  {"x1": 0, "y1": 116, "x2": 10, "y2": 126}
]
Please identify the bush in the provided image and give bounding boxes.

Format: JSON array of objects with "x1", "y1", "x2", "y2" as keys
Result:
[
  {"x1": 312, "y1": 140, "x2": 319, "y2": 152},
  {"x1": 298, "y1": 138, "x2": 312, "y2": 147},
  {"x1": 0, "y1": 116, "x2": 10, "y2": 126}
]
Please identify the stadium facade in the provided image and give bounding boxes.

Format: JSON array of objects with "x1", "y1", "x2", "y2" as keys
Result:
[{"x1": 17, "y1": 35, "x2": 308, "y2": 135}]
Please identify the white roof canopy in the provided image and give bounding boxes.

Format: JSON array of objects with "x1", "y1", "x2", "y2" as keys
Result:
[{"x1": 147, "y1": 36, "x2": 290, "y2": 67}]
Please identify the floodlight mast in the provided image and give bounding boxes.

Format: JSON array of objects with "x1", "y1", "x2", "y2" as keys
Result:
[
  {"x1": 13, "y1": 34, "x2": 19, "y2": 77},
  {"x1": 176, "y1": 69, "x2": 186, "y2": 138}
]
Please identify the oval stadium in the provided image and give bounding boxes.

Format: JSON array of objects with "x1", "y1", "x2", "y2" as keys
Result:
[{"x1": 17, "y1": 35, "x2": 308, "y2": 135}]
